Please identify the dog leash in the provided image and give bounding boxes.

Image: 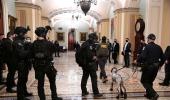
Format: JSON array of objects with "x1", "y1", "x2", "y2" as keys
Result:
[
  {"x1": 131, "y1": 63, "x2": 140, "y2": 78},
  {"x1": 117, "y1": 67, "x2": 125, "y2": 72}
]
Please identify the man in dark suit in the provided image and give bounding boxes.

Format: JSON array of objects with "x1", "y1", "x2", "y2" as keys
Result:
[
  {"x1": 107, "y1": 39, "x2": 112, "y2": 63},
  {"x1": 159, "y1": 46, "x2": 170, "y2": 86},
  {"x1": 112, "y1": 39, "x2": 119, "y2": 64},
  {"x1": 122, "y1": 38, "x2": 131, "y2": 67}
]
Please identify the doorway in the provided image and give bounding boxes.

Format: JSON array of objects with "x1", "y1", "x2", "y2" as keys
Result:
[{"x1": 68, "y1": 28, "x2": 75, "y2": 50}]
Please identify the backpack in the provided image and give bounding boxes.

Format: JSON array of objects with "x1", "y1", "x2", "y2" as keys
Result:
[
  {"x1": 96, "y1": 43, "x2": 109, "y2": 57},
  {"x1": 33, "y1": 40, "x2": 48, "y2": 60},
  {"x1": 75, "y1": 48, "x2": 86, "y2": 67}
]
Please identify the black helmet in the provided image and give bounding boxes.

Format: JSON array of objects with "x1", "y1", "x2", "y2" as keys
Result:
[
  {"x1": 45, "y1": 25, "x2": 52, "y2": 31},
  {"x1": 88, "y1": 33, "x2": 97, "y2": 40},
  {"x1": 147, "y1": 33, "x2": 156, "y2": 40},
  {"x1": 14, "y1": 27, "x2": 28, "y2": 36},
  {"x1": 35, "y1": 27, "x2": 47, "y2": 37},
  {"x1": 7, "y1": 31, "x2": 14, "y2": 37},
  {"x1": 102, "y1": 36, "x2": 106, "y2": 41}
]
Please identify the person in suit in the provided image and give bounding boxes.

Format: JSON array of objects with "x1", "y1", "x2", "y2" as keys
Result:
[
  {"x1": 122, "y1": 38, "x2": 131, "y2": 67},
  {"x1": 107, "y1": 39, "x2": 112, "y2": 63},
  {"x1": 112, "y1": 39, "x2": 120, "y2": 64},
  {"x1": 159, "y1": 46, "x2": 170, "y2": 86}
]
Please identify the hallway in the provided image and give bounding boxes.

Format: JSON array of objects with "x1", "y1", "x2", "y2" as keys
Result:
[{"x1": 0, "y1": 52, "x2": 170, "y2": 100}]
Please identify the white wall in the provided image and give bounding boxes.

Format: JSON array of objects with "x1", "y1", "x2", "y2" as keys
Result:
[
  {"x1": 108, "y1": 6, "x2": 115, "y2": 41},
  {"x1": 2, "y1": 0, "x2": 9, "y2": 36},
  {"x1": 139, "y1": 0, "x2": 146, "y2": 19},
  {"x1": 7, "y1": 0, "x2": 16, "y2": 17},
  {"x1": 140, "y1": 0, "x2": 163, "y2": 45}
]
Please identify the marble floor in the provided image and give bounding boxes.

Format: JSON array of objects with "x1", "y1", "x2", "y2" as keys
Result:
[{"x1": 0, "y1": 51, "x2": 170, "y2": 100}]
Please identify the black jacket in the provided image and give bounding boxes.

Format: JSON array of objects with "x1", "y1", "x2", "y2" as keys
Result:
[
  {"x1": 81, "y1": 40, "x2": 97, "y2": 70},
  {"x1": 137, "y1": 43, "x2": 146, "y2": 55},
  {"x1": 164, "y1": 46, "x2": 170, "y2": 62},
  {"x1": 1, "y1": 38, "x2": 16, "y2": 64},
  {"x1": 137, "y1": 42, "x2": 165, "y2": 66},
  {"x1": 112, "y1": 42, "x2": 119, "y2": 53},
  {"x1": 123, "y1": 42, "x2": 131, "y2": 54}
]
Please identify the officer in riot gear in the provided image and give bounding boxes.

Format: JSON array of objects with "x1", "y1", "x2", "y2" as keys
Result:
[
  {"x1": 80, "y1": 33, "x2": 103, "y2": 97},
  {"x1": 13, "y1": 27, "x2": 33, "y2": 100},
  {"x1": 137, "y1": 33, "x2": 165, "y2": 99},
  {"x1": 1, "y1": 32, "x2": 17, "y2": 93},
  {"x1": 32, "y1": 27, "x2": 62, "y2": 100}
]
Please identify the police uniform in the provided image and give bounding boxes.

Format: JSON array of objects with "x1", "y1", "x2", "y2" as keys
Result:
[
  {"x1": 96, "y1": 36, "x2": 108, "y2": 83},
  {"x1": 159, "y1": 46, "x2": 170, "y2": 86},
  {"x1": 1, "y1": 32, "x2": 17, "y2": 92},
  {"x1": 80, "y1": 33, "x2": 102, "y2": 97},
  {"x1": 32, "y1": 27, "x2": 62, "y2": 100},
  {"x1": 0, "y1": 38, "x2": 4, "y2": 85},
  {"x1": 137, "y1": 34, "x2": 164, "y2": 99},
  {"x1": 13, "y1": 27, "x2": 32, "y2": 100}
]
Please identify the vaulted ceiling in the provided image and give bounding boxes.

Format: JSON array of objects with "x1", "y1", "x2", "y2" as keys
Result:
[
  {"x1": 16, "y1": 0, "x2": 140, "y2": 19},
  {"x1": 15, "y1": 0, "x2": 140, "y2": 27}
]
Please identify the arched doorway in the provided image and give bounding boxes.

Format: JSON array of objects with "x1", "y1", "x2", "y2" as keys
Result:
[{"x1": 0, "y1": 0, "x2": 4, "y2": 36}]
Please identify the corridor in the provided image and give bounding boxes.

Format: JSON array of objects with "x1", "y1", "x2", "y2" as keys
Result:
[{"x1": 0, "y1": 52, "x2": 170, "y2": 100}]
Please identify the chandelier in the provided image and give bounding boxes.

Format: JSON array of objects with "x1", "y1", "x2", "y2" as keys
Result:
[{"x1": 74, "y1": 0, "x2": 97, "y2": 15}]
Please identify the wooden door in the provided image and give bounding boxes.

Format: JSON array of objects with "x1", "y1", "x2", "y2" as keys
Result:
[{"x1": 68, "y1": 29, "x2": 75, "y2": 50}]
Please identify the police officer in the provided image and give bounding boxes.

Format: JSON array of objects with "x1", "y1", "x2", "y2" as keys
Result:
[
  {"x1": 13, "y1": 27, "x2": 33, "y2": 100},
  {"x1": 137, "y1": 33, "x2": 164, "y2": 99},
  {"x1": 96, "y1": 36, "x2": 109, "y2": 83},
  {"x1": 32, "y1": 27, "x2": 62, "y2": 100},
  {"x1": 80, "y1": 33, "x2": 103, "y2": 97},
  {"x1": 159, "y1": 46, "x2": 170, "y2": 86},
  {"x1": 1, "y1": 32, "x2": 17, "y2": 92},
  {"x1": 0, "y1": 34, "x2": 5, "y2": 85}
]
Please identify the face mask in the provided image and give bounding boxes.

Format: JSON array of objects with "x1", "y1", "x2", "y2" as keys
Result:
[
  {"x1": 26, "y1": 39, "x2": 31, "y2": 42},
  {"x1": 126, "y1": 40, "x2": 128, "y2": 42}
]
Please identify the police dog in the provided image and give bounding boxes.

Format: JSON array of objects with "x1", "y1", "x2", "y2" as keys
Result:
[{"x1": 110, "y1": 67, "x2": 127, "y2": 99}]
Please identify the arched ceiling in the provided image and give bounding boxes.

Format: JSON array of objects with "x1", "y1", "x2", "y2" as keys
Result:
[
  {"x1": 16, "y1": 0, "x2": 122, "y2": 18},
  {"x1": 16, "y1": 0, "x2": 140, "y2": 23}
]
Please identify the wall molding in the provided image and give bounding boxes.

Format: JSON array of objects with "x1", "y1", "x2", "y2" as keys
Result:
[
  {"x1": 114, "y1": 8, "x2": 139, "y2": 13},
  {"x1": 15, "y1": 2, "x2": 42, "y2": 10},
  {"x1": 101, "y1": 19, "x2": 109, "y2": 22},
  {"x1": 41, "y1": 16, "x2": 49, "y2": 20}
]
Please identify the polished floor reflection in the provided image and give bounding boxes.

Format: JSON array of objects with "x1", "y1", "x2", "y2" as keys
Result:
[{"x1": 0, "y1": 52, "x2": 170, "y2": 100}]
